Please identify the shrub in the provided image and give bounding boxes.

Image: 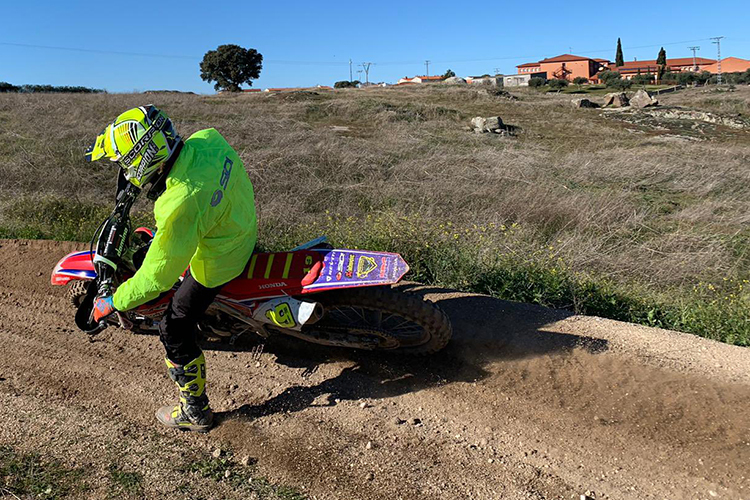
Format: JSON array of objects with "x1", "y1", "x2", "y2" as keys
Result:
[
  {"x1": 631, "y1": 74, "x2": 654, "y2": 85},
  {"x1": 659, "y1": 72, "x2": 679, "y2": 84},
  {"x1": 718, "y1": 72, "x2": 750, "y2": 85},
  {"x1": 696, "y1": 71, "x2": 712, "y2": 84},
  {"x1": 0, "y1": 82, "x2": 20, "y2": 92},
  {"x1": 548, "y1": 79, "x2": 569, "y2": 90},
  {"x1": 607, "y1": 79, "x2": 632, "y2": 90},
  {"x1": 573, "y1": 77, "x2": 589, "y2": 86},
  {"x1": 675, "y1": 72, "x2": 698, "y2": 86},
  {"x1": 0, "y1": 83, "x2": 104, "y2": 93},
  {"x1": 598, "y1": 70, "x2": 622, "y2": 85},
  {"x1": 528, "y1": 77, "x2": 546, "y2": 88},
  {"x1": 334, "y1": 80, "x2": 360, "y2": 89}
]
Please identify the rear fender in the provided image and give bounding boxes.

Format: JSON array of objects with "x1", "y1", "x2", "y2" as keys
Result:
[
  {"x1": 51, "y1": 250, "x2": 96, "y2": 286},
  {"x1": 219, "y1": 248, "x2": 410, "y2": 302},
  {"x1": 300, "y1": 249, "x2": 409, "y2": 294}
]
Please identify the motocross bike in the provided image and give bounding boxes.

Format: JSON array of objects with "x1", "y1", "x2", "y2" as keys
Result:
[{"x1": 50, "y1": 183, "x2": 452, "y2": 354}]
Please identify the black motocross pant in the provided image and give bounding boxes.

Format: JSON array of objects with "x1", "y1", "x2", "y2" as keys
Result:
[{"x1": 158, "y1": 272, "x2": 223, "y2": 366}]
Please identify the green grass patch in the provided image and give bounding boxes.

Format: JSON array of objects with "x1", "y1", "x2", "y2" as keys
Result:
[
  {"x1": 108, "y1": 464, "x2": 143, "y2": 498},
  {"x1": 0, "y1": 445, "x2": 87, "y2": 499},
  {"x1": 0, "y1": 197, "x2": 154, "y2": 241},
  {"x1": 183, "y1": 451, "x2": 306, "y2": 499}
]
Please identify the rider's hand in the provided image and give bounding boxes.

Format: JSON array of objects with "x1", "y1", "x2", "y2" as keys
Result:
[{"x1": 93, "y1": 295, "x2": 116, "y2": 322}]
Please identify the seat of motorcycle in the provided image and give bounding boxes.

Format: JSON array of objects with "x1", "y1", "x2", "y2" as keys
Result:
[{"x1": 219, "y1": 250, "x2": 324, "y2": 300}]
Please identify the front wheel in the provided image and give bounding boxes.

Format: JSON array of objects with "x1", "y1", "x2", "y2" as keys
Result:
[{"x1": 281, "y1": 286, "x2": 452, "y2": 355}]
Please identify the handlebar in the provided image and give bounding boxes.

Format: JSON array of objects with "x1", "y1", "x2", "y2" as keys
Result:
[{"x1": 83, "y1": 183, "x2": 141, "y2": 332}]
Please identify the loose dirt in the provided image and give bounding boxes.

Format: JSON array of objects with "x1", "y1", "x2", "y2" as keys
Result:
[{"x1": 1, "y1": 239, "x2": 748, "y2": 499}]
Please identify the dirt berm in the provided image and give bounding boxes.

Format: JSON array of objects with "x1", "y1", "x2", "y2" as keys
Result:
[{"x1": 0, "y1": 239, "x2": 748, "y2": 499}]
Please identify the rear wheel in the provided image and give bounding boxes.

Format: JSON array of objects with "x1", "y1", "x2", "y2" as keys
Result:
[{"x1": 281, "y1": 286, "x2": 452, "y2": 355}]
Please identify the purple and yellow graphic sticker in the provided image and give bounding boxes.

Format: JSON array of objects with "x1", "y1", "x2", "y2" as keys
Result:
[{"x1": 302, "y1": 249, "x2": 410, "y2": 292}]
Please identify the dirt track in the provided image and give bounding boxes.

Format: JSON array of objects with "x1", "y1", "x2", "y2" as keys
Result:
[{"x1": 0, "y1": 239, "x2": 748, "y2": 499}]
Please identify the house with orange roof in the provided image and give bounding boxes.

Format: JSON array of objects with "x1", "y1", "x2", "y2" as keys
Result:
[
  {"x1": 701, "y1": 57, "x2": 750, "y2": 75},
  {"x1": 610, "y1": 57, "x2": 716, "y2": 79},
  {"x1": 397, "y1": 75, "x2": 446, "y2": 84},
  {"x1": 512, "y1": 54, "x2": 611, "y2": 84},
  {"x1": 262, "y1": 85, "x2": 333, "y2": 92}
]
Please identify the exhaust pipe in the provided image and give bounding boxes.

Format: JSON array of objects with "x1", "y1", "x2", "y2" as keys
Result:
[{"x1": 251, "y1": 297, "x2": 323, "y2": 331}]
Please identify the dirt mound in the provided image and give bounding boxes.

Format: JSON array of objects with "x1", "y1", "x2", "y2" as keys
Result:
[{"x1": 0, "y1": 238, "x2": 748, "y2": 499}]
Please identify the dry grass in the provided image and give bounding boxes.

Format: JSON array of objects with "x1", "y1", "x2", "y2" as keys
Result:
[{"x1": 1, "y1": 84, "x2": 750, "y2": 342}]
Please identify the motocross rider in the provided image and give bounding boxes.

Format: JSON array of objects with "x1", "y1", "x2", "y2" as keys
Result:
[{"x1": 86, "y1": 105, "x2": 257, "y2": 432}]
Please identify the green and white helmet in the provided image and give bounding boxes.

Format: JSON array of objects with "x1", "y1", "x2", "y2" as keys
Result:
[{"x1": 86, "y1": 105, "x2": 181, "y2": 188}]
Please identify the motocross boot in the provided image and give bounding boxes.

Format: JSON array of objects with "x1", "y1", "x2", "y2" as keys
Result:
[{"x1": 155, "y1": 353, "x2": 214, "y2": 432}]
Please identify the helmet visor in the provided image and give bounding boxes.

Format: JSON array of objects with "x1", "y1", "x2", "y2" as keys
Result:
[{"x1": 85, "y1": 125, "x2": 115, "y2": 162}]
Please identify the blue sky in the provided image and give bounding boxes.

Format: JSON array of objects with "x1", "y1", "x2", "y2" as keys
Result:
[{"x1": 2, "y1": 1, "x2": 749, "y2": 93}]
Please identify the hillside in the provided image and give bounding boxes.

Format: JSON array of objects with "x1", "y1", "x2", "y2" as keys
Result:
[{"x1": 2, "y1": 84, "x2": 750, "y2": 343}]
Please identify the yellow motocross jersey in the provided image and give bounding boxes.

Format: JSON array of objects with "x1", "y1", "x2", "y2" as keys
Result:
[{"x1": 113, "y1": 128, "x2": 257, "y2": 311}]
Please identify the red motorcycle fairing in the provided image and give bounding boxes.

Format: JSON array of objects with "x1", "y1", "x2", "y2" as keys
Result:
[
  {"x1": 51, "y1": 245, "x2": 409, "y2": 303},
  {"x1": 219, "y1": 250, "x2": 324, "y2": 300},
  {"x1": 51, "y1": 251, "x2": 96, "y2": 285}
]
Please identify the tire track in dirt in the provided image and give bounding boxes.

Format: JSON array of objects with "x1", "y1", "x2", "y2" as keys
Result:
[{"x1": 0, "y1": 239, "x2": 748, "y2": 500}]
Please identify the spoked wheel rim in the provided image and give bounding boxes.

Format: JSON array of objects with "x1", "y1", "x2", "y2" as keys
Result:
[{"x1": 304, "y1": 305, "x2": 430, "y2": 350}]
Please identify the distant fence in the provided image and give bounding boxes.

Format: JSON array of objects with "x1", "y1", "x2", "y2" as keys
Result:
[{"x1": 652, "y1": 85, "x2": 683, "y2": 95}]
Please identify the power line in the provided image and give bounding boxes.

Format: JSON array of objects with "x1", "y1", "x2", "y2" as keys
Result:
[
  {"x1": 0, "y1": 41, "x2": 349, "y2": 66},
  {"x1": 0, "y1": 41, "x2": 196, "y2": 60},
  {"x1": 0, "y1": 36, "x2": 722, "y2": 71}
]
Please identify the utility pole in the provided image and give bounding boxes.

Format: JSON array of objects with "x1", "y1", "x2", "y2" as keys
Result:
[
  {"x1": 711, "y1": 36, "x2": 724, "y2": 85},
  {"x1": 360, "y1": 63, "x2": 372, "y2": 85},
  {"x1": 357, "y1": 69, "x2": 363, "y2": 83},
  {"x1": 424, "y1": 60, "x2": 430, "y2": 76},
  {"x1": 688, "y1": 46, "x2": 700, "y2": 71},
  {"x1": 494, "y1": 67, "x2": 501, "y2": 76},
  {"x1": 349, "y1": 59, "x2": 353, "y2": 82}
]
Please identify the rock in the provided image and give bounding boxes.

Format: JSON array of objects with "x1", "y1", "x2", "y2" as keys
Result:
[
  {"x1": 393, "y1": 417, "x2": 405, "y2": 425},
  {"x1": 480, "y1": 88, "x2": 518, "y2": 99},
  {"x1": 359, "y1": 401, "x2": 369, "y2": 409},
  {"x1": 365, "y1": 441, "x2": 373, "y2": 450},
  {"x1": 471, "y1": 116, "x2": 508, "y2": 134},
  {"x1": 409, "y1": 417, "x2": 422, "y2": 426},
  {"x1": 571, "y1": 98, "x2": 600, "y2": 109},
  {"x1": 630, "y1": 89, "x2": 659, "y2": 109},
  {"x1": 365, "y1": 472, "x2": 375, "y2": 481},
  {"x1": 212, "y1": 448, "x2": 222, "y2": 458},
  {"x1": 224, "y1": 470, "x2": 232, "y2": 478},
  {"x1": 603, "y1": 92, "x2": 629, "y2": 108},
  {"x1": 469, "y1": 76, "x2": 502, "y2": 87},
  {"x1": 240, "y1": 455, "x2": 252, "y2": 466},
  {"x1": 443, "y1": 76, "x2": 467, "y2": 85},
  {"x1": 642, "y1": 108, "x2": 749, "y2": 129}
]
